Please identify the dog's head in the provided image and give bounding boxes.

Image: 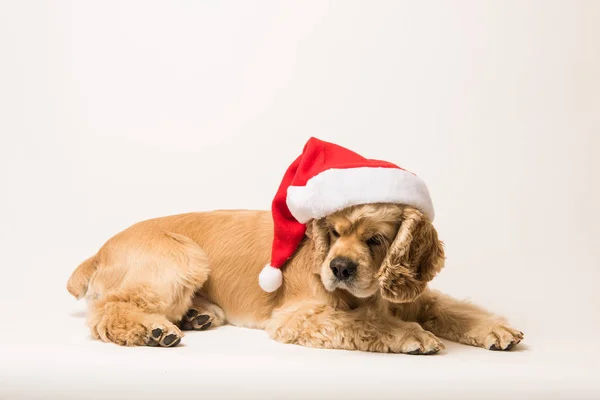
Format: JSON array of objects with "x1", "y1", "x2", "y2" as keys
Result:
[{"x1": 307, "y1": 203, "x2": 445, "y2": 302}]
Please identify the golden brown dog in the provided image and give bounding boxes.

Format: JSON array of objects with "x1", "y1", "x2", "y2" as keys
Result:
[{"x1": 67, "y1": 204, "x2": 523, "y2": 353}]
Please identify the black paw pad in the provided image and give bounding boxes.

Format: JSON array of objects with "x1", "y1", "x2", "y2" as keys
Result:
[
  {"x1": 163, "y1": 334, "x2": 179, "y2": 346},
  {"x1": 407, "y1": 349, "x2": 423, "y2": 355},
  {"x1": 179, "y1": 320, "x2": 192, "y2": 330},
  {"x1": 489, "y1": 344, "x2": 500, "y2": 351},
  {"x1": 151, "y1": 328, "x2": 163, "y2": 339},
  {"x1": 194, "y1": 315, "x2": 210, "y2": 325},
  {"x1": 186, "y1": 309, "x2": 199, "y2": 319},
  {"x1": 200, "y1": 321, "x2": 212, "y2": 331}
]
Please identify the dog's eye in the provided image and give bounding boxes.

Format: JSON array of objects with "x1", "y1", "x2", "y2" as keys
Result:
[
  {"x1": 366, "y1": 236, "x2": 382, "y2": 247},
  {"x1": 331, "y1": 229, "x2": 340, "y2": 238}
]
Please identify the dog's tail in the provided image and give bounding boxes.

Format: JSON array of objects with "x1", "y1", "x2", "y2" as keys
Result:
[{"x1": 67, "y1": 255, "x2": 98, "y2": 299}]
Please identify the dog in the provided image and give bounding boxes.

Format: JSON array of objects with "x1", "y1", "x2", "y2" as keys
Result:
[{"x1": 67, "y1": 203, "x2": 523, "y2": 353}]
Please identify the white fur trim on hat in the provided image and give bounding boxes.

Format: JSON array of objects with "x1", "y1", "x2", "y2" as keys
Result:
[
  {"x1": 286, "y1": 167, "x2": 435, "y2": 223},
  {"x1": 259, "y1": 264, "x2": 283, "y2": 292}
]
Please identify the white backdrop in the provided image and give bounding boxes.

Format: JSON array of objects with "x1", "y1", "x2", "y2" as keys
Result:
[{"x1": 1, "y1": 1, "x2": 599, "y2": 399}]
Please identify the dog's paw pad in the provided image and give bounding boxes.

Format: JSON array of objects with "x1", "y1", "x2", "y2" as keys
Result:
[
  {"x1": 490, "y1": 339, "x2": 518, "y2": 351},
  {"x1": 200, "y1": 321, "x2": 212, "y2": 331},
  {"x1": 146, "y1": 326, "x2": 182, "y2": 348},
  {"x1": 504, "y1": 341, "x2": 517, "y2": 351},
  {"x1": 151, "y1": 328, "x2": 163, "y2": 339},
  {"x1": 180, "y1": 308, "x2": 215, "y2": 331},
  {"x1": 194, "y1": 314, "x2": 210, "y2": 326},
  {"x1": 162, "y1": 334, "x2": 180, "y2": 347},
  {"x1": 190, "y1": 314, "x2": 212, "y2": 330},
  {"x1": 406, "y1": 346, "x2": 440, "y2": 355}
]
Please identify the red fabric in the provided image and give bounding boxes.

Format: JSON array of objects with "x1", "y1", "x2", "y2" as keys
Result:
[{"x1": 269, "y1": 137, "x2": 403, "y2": 269}]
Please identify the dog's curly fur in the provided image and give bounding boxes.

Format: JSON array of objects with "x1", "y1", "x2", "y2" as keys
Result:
[{"x1": 67, "y1": 204, "x2": 523, "y2": 353}]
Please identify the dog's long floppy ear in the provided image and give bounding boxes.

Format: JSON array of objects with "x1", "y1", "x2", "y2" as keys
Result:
[
  {"x1": 305, "y1": 219, "x2": 330, "y2": 272},
  {"x1": 378, "y1": 207, "x2": 445, "y2": 303}
]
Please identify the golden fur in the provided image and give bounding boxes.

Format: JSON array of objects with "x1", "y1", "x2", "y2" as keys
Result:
[{"x1": 67, "y1": 204, "x2": 523, "y2": 353}]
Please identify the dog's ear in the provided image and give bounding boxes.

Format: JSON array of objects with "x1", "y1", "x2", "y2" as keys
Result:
[
  {"x1": 378, "y1": 207, "x2": 445, "y2": 303},
  {"x1": 306, "y1": 219, "x2": 330, "y2": 272}
]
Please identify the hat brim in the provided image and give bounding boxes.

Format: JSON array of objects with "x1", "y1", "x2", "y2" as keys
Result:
[{"x1": 286, "y1": 167, "x2": 434, "y2": 223}]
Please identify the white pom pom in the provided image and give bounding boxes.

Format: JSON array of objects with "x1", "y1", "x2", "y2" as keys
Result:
[{"x1": 259, "y1": 264, "x2": 283, "y2": 292}]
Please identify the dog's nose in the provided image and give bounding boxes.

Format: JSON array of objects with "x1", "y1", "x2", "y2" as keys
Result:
[{"x1": 329, "y1": 257, "x2": 357, "y2": 281}]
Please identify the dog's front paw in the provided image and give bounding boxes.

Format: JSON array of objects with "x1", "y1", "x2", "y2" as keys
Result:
[
  {"x1": 390, "y1": 325, "x2": 445, "y2": 355},
  {"x1": 471, "y1": 323, "x2": 524, "y2": 351}
]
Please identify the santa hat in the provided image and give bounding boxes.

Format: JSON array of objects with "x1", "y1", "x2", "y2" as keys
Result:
[{"x1": 258, "y1": 137, "x2": 435, "y2": 292}]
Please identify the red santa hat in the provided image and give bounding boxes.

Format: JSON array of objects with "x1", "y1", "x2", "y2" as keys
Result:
[{"x1": 258, "y1": 137, "x2": 435, "y2": 292}]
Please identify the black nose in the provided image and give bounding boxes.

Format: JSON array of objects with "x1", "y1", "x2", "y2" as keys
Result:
[{"x1": 329, "y1": 257, "x2": 358, "y2": 281}]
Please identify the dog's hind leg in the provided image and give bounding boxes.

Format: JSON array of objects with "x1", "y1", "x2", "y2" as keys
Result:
[
  {"x1": 88, "y1": 288, "x2": 185, "y2": 347},
  {"x1": 85, "y1": 231, "x2": 210, "y2": 347}
]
